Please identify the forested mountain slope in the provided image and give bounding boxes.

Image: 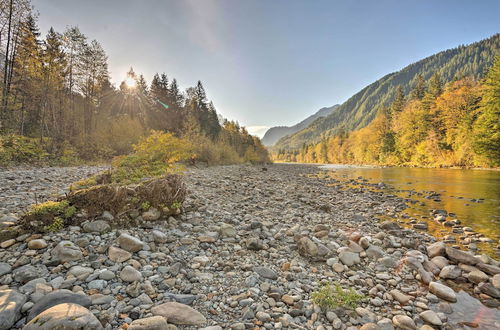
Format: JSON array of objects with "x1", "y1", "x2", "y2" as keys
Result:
[
  {"x1": 275, "y1": 34, "x2": 500, "y2": 150},
  {"x1": 261, "y1": 104, "x2": 339, "y2": 146}
]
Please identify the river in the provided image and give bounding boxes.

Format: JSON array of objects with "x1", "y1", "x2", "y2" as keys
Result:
[{"x1": 318, "y1": 165, "x2": 500, "y2": 256}]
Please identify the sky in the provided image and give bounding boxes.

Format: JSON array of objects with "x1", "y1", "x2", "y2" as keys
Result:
[{"x1": 33, "y1": 0, "x2": 499, "y2": 137}]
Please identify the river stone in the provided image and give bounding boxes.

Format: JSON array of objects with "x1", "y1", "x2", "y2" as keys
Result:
[
  {"x1": 493, "y1": 274, "x2": 500, "y2": 289},
  {"x1": 151, "y1": 301, "x2": 206, "y2": 325},
  {"x1": 426, "y1": 242, "x2": 446, "y2": 258},
  {"x1": 83, "y1": 220, "x2": 110, "y2": 233},
  {"x1": 297, "y1": 236, "x2": 318, "y2": 257},
  {"x1": 468, "y1": 270, "x2": 489, "y2": 284},
  {"x1": 152, "y1": 230, "x2": 168, "y2": 243},
  {"x1": 445, "y1": 247, "x2": 478, "y2": 265},
  {"x1": 0, "y1": 289, "x2": 27, "y2": 330},
  {"x1": 51, "y1": 240, "x2": 83, "y2": 263},
  {"x1": 108, "y1": 246, "x2": 132, "y2": 262},
  {"x1": 429, "y1": 282, "x2": 457, "y2": 302},
  {"x1": 0, "y1": 262, "x2": 11, "y2": 276},
  {"x1": 420, "y1": 310, "x2": 442, "y2": 326},
  {"x1": 219, "y1": 223, "x2": 236, "y2": 238},
  {"x1": 366, "y1": 245, "x2": 384, "y2": 260},
  {"x1": 359, "y1": 323, "x2": 378, "y2": 330},
  {"x1": 392, "y1": 315, "x2": 416, "y2": 330},
  {"x1": 254, "y1": 266, "x2": 278, "y2": 280},
  {"x1": 339, "y1": 250, "x2": 360, "y2": 266},
  {"x1": 120, "y1": 265, "x2": 143, "y2": 282},
  {"x1": 476, "y1": 262, "x2": 500, "y2": 275},
  {"x1": 439, "y1": 265, "x2": 461, "y2": 279},
  {"x1": 431, "y1": 256, "x2": 449, "y2": 269},
  {"x1": 129, "y1": 315, "x2": 168, "y2": 330},
  {"x1": 478, "y1": 282, "x2": 500, "y2": 298},
  {"x1": 24, "y1": 303, "x2": 103, "y2": 330},
  {"x1": 348, "y1": 240, "x2": 363, "y2": 253},
  {"x1": 164, "y1": 293, "x2": 198, "y2": 305},
  {"x1": 380, "y1": 221, "x2": 401, "y2": 231},
  {"x1": 27, "y1": 289, "x2": 92, "y2": 321},
  {"x1": 12, "y1": 264, "x2": 43, "y2": 284},
  {"x1": 390, "y1": 289, "x2": 411, "y2": 304},
  {"x1": 27, "y1": 239, "x2": 47, "y2": 250},
  {"x1": 377, "y1": 318, "x2": 395, "y2": 330},
  {"x1": 117, "y1": 233, "x2": 144, "y2": 252},
  {"x1": 68, "y1": 266, "x2": 94, "y2": 280}
]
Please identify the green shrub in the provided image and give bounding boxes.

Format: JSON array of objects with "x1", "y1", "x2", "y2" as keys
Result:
[
  {"x1": 46, "y1": 216, "x2": 64, "y2": 232},
  {"x1": 0, "y1": 135, "x2": 49, "y2": 165},
  {"x1": 111, "y1": 130, "x2": 192, "y2": 184},
  {"x1": 311, "y1": 282, "x2": 365, "y2": 310}
]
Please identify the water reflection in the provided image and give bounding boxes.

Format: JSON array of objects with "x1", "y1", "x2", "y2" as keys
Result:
[
  {"x1": 431, "y1": 290, "x2": 500, "y2": 329},
  {"x1": 318, "y1": 165, "x2": 500, "y2": 255}
]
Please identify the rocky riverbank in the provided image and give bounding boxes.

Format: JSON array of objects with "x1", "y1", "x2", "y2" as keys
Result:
[{"x1": 0, "y1": 164, "x2": 499, "y2": 329}]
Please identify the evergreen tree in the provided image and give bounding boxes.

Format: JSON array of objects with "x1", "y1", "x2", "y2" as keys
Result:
[
  {"x1": 390, "y1": 86, "x2": 405, "y2": 115},
  {"x1": 410, "y1": 74, "x2": 427, "y2": 100}
]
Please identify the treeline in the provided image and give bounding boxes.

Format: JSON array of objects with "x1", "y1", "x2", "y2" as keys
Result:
[
  {"x1": 0, "y1": 0, "x2": 269, "y2": 165},
  {"x1": 275, "y1": 34, "x2": 500, "y2": 151},
  {"x1": 273, "y1": 55, "x2": 500, "y2": 168}
]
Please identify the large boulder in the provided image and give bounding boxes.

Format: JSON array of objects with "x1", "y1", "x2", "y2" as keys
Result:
[
  {"x1": 27, "y1": 289, "x2": 91, "y2": 321},
  {"x1": 24, "y1": 303, "x2": 103, "y2": 329},
  {"x1": 0, "y1": 289, "x2": 27, "y2": 330},
  {"x1": 151, "y1": 301, "x2": 206, "y2": 325}
]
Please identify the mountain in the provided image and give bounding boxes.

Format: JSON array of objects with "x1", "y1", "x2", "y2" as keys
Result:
[
  {"x1": 261, "y1": 105, "x2": 339, "y2": 146},
  {"x1": 274, "y1": 34, "x2": 500, "y2": 151}
]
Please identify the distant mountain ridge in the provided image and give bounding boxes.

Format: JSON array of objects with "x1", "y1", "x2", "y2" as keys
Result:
[
  {"x1": 274, "y1": 34, "x2": 500, "y2": 150},
  {"x1": 261, "y1": 104, "x2": 339, "y2": 146}
]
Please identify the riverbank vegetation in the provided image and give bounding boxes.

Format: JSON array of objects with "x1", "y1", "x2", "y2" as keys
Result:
[
  {"x1": 0, "y1": 1, "x2": 269, "y2": 166},
  {"x1": 273, "y1": 54, "x2": 500, "y2": 168}
]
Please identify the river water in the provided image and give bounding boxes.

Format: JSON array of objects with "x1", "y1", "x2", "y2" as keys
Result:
[{"x1": 318, "y1": 165, "x2": 500, "y2": 256}]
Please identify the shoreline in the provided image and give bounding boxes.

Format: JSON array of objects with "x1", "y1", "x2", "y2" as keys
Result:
[{"x1": 0, "y1": 164, "x2": 499, "y2": 329}]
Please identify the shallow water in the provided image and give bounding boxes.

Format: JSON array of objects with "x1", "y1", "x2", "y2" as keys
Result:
[
  {"x1": 431, "y1": 290, "x2": 500, "y2": 329},
  {"x1": 318, "y1": 165, "x2": 500, "y2": 255}
]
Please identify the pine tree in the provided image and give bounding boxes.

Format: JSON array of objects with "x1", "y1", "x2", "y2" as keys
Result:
[
  {"x1": 410, "y1": 74, "x2": 427, "y2": 100},
  {"x1": 390, "y1": 86, "x2": 405, "y2": 115}
]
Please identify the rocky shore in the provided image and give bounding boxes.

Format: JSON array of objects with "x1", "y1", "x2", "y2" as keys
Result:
[{"x1": 0, "y1": 164, "x2": 499, "y2": 329}]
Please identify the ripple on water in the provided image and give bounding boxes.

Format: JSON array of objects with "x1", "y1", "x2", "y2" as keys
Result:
[{"x1": 431, "y1": 290, "x2": 500, "y2": 329}]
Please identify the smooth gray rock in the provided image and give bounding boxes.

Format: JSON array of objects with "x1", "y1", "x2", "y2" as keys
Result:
[
  {"x1": 429, "y1": 282, "x2": 457, "y2": 302},
  {"x1": 151, "y1": 301, "x2": 206, "y2": 325},
  {"x1": 0, "y1": 262, "x2": 11, "y2": 276},
  {"x1": 0, "y1": 289, "x2": 27, "y2": 330},
  {"x1": 51, "y1": 240, "x2": 83, "y2": 263},
  {"x1": 27, "y1": 289, "x2": 91, "y2": 321},
  {"x1": 120, "y1": 265, "x2": 142, "y2": 282},
  {"x1": 254, "y1": 266, "x2": 278, "y2": 280},
  {"x1": 117, "y1": 233, "x2": 144, "y2": 252},
  {"x1": 83, "y1": 220, "x2": 110, "y2": 233}
]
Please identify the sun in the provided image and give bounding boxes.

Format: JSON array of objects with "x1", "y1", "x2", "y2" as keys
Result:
[{"x1": 125, "y1": 76, "x2": 136, "y2": 88}]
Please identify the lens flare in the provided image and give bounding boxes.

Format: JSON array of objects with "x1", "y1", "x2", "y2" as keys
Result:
[{"x1": 125, "y1": 77, "x2": 136, "y2": 88}]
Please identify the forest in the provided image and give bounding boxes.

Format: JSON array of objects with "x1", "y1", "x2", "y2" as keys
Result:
[
  {"x1": 275, "y1": 34, "x2": 500, "y2": 151},
  {"x1": 273, "y1": 54, "x2": 500, "y2": 168},
  {"x1": 0, "y1": 0, "x2": 269, "y2": 165}
]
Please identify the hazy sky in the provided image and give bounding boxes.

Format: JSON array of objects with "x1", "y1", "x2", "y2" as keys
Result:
[{"x1": 33, "y1": 0, "x2": 499, "y2": 137}]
